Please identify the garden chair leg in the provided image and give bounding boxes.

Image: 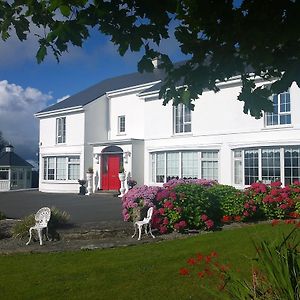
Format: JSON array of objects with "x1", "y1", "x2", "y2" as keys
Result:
[
  {"x1": 149, "y1": 224, "x2": 155, "y2": 239},
  {"x1": 26, "y1": 227, "x2": 33, "y2": 245},
  {"x1": 137, "y1": 224, "x2": 142, "y2": 240},
  {"x1": 37, "y1": 228, "x2": 43, "y2": 246},
  {"x1": 131, "y1": 224, "x2": 137, "y2": 238}
]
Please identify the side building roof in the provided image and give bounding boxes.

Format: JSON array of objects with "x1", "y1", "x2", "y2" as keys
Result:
[
  {"x1": 0, "y1": 151, "x2": 33, "y2": 168},
  {"x1": 38, "y1": 68, "x2": 166, "y2": 114}
]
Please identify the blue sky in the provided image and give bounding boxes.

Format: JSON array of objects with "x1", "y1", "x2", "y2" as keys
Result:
[{"x1": 0, "y1": 26, "x2": 184, "y2": 162}]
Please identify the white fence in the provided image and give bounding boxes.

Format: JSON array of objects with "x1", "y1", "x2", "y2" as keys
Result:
[{"x1": 0, "y1": 180, "x2": 10, "y2": 191}]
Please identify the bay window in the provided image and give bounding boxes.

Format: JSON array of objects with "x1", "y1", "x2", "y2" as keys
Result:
[
  {"x1": 233, "y1": 146, "x2": 300, "y2": 186},
  {"x1": 150, "y1": 150, "x2": 218, "y2": 183}
]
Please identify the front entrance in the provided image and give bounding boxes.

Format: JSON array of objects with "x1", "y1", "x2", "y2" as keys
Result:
[{"x1": 101, "y1": 146, "x2": 123, "y2": 190}]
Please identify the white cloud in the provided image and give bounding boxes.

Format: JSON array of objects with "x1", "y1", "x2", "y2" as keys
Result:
[
  {"x1": 0, "y1": 80, "x2": 52, "y2": 160},
  {"x1": 57, "y1": 95, "x2": 70, "y2": 103}
]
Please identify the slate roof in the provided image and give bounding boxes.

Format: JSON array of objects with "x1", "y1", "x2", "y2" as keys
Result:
[
  {"x1": 0, "y1": 151, "x2": 33, "y2": 168},
  {"x1": 38, "y1": 68, "x2": 166, "y2": 114}
]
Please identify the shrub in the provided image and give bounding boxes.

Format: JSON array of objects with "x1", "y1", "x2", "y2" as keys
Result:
[
  {"x1": 152, "y1": 184, "x2": 215, "y2": 233},
  {"x1": 0, "y1": 211, "x2": 6, "y2": 220},
  {"x1": 122, "y1": 185, "x2": 161, "y2": 222},
  {"x1": 163, "y1": 178, "x2": 217, "y2": 190},
  {"x1": 206, "y1": 184, "x2": 243, "y2": 223},
  {"x1": 12, "y1": 207, "x2": 70, "y2": 239}
]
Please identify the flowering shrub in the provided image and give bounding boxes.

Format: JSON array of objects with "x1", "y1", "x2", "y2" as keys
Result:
[
  {"x1": 163, "y1": 178, "x2": 217, "y2": 190},
  {"x1": 206, "y1": 184, "x2": 244, "y2": 223},
  {"x1": 122, "y1": 185, "x2": 161, "y2": 221}
]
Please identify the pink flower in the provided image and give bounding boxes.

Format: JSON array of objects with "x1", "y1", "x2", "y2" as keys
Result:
[
  {"x1": 163, "y1": 217, "x2": 169, "y2": 225},
  {"x1": 243, "y1": 211, "x2": 249, "y2": 217},
  {"x1": 271, "y1": 181, "x2": 282, "y2": 187},
  {"x1": 201, "y1": 214, "x2": 208, "y2": 221},
  {"x1": 205, "y1": 219, "x2": 214, "y2": 229},
  {"x1": 159, "y1": 226, "x2": 168, "y2": 234},
  {"x1": 158, "y1": 208, "x2": 165, "y2": 215}
]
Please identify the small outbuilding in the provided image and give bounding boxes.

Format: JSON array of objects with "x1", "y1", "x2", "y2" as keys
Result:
[{"x1": 0, "y1": 145, "x2": 33, "y2": 191}]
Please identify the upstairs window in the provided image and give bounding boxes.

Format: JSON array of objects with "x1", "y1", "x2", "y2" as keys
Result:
[
  {"x1": 56, "y1": 117, "x2": 66, "y2": 144},
  {"x1": 174, "y1": 104, "x2": 191, "y2": 133},
  {"x1": 118, "y1": 115, "x2": 126, "y2": 134},
  {"x1": 265, "y1": 92, "x2": 291, "y2": 126}
]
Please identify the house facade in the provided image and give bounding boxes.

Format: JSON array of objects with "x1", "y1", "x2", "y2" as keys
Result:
[
  {"x1": 0, "y1": 145, "x2": 33, "y2": 191},
  {"x1": 35, "y1": 67, "x2": 300, "y2": 193}
]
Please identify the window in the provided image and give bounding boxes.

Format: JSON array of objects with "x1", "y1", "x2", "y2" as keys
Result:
[
  {"x1": 118, "y1": 115, "x2": 126, "y2": 134},
  {"x1": 174, "y1": 104, "x2": 191, "y2": 133},
  {"x1": 261, "y1": 148, "x2": 281, "y2": 182},
  {"x1": 284, "y1": 148, "x2": 300, "y2": 185},
  {"x1": 244, "y1": 150, "x2": 259, "y2": 185},
  {"x1": 0, "y1": 168, "x2": 9, "y2": 180},
  {"x1": 43, "y1": 156, "x2": 80, "y2": 181},
  {"x1": 201, "y1": 152, "x2": 218, "y2": 180},
  {"x1": 56, "y1": 117, "x2": 66, "y2": 143},
  {"x1": 233, "y1": 146, "x2": 300, "y2": 186},
  {"x1": 265, "y1": 92, "x2": 291, "y2": 126},
  {"x1": 150, "y1": 150, "x2": 218, "y2": 183},
  {"x1": 182, "y1": 152, "x2": 198, "y2": 178}
]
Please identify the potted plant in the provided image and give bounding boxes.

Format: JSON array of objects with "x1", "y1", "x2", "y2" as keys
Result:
[
  {"x1": 78, "y1": 179, "x2": 87, "y2": 195},
  {"x1": 118, "y1": 166, "x2": 125, "y2": 181},
  {"x1": 86, "y1": 167, "x2": 94, "y2": 195}
]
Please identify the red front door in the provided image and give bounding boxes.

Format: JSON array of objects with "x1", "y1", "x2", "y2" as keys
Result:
[{"x1": 101, "y1": 155, "x2": 121, "y2": 190}]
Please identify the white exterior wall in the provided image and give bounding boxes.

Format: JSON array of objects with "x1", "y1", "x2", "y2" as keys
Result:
[
  {"x1": 143, "y1": 82, "x2": 300, "y2": 187},
  {"x1": 38, "y1": 111, "x2": 86, "y2": 193},
  {"x1": 109, "y1": 93, "x2": 145, "y2": 140}
]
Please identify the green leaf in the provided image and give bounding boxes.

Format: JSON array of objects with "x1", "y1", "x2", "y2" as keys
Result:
[
  {"x1": 60, "y1": 5, "x2": 71, "y2": 17},
  {"x1": 36, "y1": 45, "x2": 47, "y2": 64}
]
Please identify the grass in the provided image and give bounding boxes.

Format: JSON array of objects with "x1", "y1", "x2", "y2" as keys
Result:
[{"x1": 0, "y1": 223, "x2": 297, "y2": 300}]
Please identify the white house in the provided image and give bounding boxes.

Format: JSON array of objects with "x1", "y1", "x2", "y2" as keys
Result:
[
  {"x1": 35, "y1": 65, "x2": 300, "y2": 193},
  {"x1": 0, "y1": 145, "x2": 33, "y2": 191}
]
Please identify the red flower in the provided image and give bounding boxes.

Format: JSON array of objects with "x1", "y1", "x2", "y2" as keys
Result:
[
  {"x1": 163, "y1": 217, "x2": 169, "y2": 225},
  {"x1": 205, "y1": 255, "x2": 212, "y2": 264},
  {"x1": 271, "y1": 181, "x2": 282, "y2": 187},
  {"x1": 222, "y1": 215, "x2": 232, "y2": 223},
  {"x1": 201, "y1": 214, "x2": 208, "y2": 221},
  {"x1": 211, "y1": 251, "x2": 218, "y2": 257},
  {"x1": 243, "y1": 211, "x2": 249, "y2": 217},
  {"x1": 197, "y1": 271, "x2": 205, "y2": 278},
  {"x1": 271, "y1": 219, "x2": 280, "y2": 226},
  {"x1": 234, "y1": 215, "x2": 242, "y2": 222},
  {"x1": 196, "y1": 253, "x2": 203, "y2": 261},
  {"x1": 159, "y1": 226, "x2": 168, "y2": 234},
  {"x1": 179, "y1": 268, "x2": 189, "y2": 276},
  {"x1": 187, "y1": 258, "x2": 196, "y2": 266},
  {"x1": 158, "y1": 208, "x2": 165, "y2": 215},
  {"x1": 205, "y1": 219, "x2": 214, "y2": 229}
]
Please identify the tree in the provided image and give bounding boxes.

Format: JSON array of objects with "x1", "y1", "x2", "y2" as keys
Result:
[
  {"x1": 0, "y1": 131, "x2": 8, "y2": 151},
  {"x1": 1, "y1": 0, "x2": 300, "y2": 118}
]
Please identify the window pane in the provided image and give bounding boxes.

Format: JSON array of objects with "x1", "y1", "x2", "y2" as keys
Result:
[
  {"x1": 244, "y1": 150, "x2": 259, "y2": 184},
  {"x1": 56, "y1": 157, "x2": 66, "y2": 180},
  {"x1": 118, "y1": 116, "x2": 125, "y2": 133},
  {"x1": 0, "y1": 169, "x2": 9, "y2": 180},
  {"x1": 201, "y1": 151, "x2": 218, "y2": 180},
  {"x1": 284, "y1": 148, "x2": 300, "y2": 185},
  {"x1": 261, "y1": 148, "x2": 280, "y2": 183},
  {"x1": 182, "y1": 152, "x2": 198, "y2": 178},
  {"x1": 166, "y1": 152, "x2": 179, "y2": 180},
  {"x1": 48, "y1": 157, "x2": 55, "y2": 180},
  {"x1": 150, "y1": 154, "x2": 155, "y2": 182},
  {"x1": 174, "y1": 104, "x2": 191, "y2": 133},
  {"x1": 156, "y1": 153, "x2": 165, "y2": 183}
]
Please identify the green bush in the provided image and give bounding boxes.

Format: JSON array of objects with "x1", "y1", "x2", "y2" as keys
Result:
[
  {"x1": 0, "y1": 211, "x2": 6, "y2": 220},
  {"x1": 207, "y1": 184, "x2": 244, "y2": 221},
  {"x1": 12, "y1": 207, "x2": 70, "y2": 239},
  {"x1": 173, "y1": 184, "x2": 214, "y2": 229}
]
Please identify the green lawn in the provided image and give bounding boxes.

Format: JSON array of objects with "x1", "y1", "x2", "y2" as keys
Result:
[{"x1": 0, "y1": 223, "x2": 297, "y2": 300}]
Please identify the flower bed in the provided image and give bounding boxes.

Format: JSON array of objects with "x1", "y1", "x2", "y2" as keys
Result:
[{"x1": 122, "y1": 179, "x2": 300, "y2": 235}]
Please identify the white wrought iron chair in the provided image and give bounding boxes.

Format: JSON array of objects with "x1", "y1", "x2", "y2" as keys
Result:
[
  {"x1": 132, "y1": 207, "x2": 155, "y2": 241},
  {"x1": 26, "y1": 207, "x2": 51, "y2": 246}
]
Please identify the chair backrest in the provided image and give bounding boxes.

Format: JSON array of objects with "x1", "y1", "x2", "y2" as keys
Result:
[
  {"x1": 35, "y1": 207, "x2": 51, "y2": 226},
  {"x1": 143, "y1": 207, "x2": 153, "y2": 223}
]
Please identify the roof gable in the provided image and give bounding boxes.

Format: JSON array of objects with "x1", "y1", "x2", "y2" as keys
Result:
[
  {"x1": 0, "y1": 152, "x2": 33, "y2": 168},
  {"x1": 38, "y1": 68, "x2": 166, "y2": 114}
]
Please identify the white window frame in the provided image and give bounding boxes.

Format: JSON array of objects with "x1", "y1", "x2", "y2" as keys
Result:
[
  {"x1": 56, "y1": 117, "x2": 66, "y2": 144},
  {"x1": 43, "y1": 156, "x2": 80, "y2": 181},
  {"x1": 264, "y1": 91, "x2": 291, "y2": 127},
  {"x1": 118, "y1": 115, "x2": 126, "y2": 134},
  {"x1": 173, "y1": 104, "x2": 192, "y2": 134},
  {"x1": 233, "y1": 146, "x2": 300, "y2": 186},
  {"x1": 150, "y1": 150, "x2": 219, "y2": 184}
]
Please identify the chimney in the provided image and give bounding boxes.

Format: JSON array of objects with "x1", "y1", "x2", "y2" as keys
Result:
[
  {"x1": 152, "y1": 57, "x2": 159, "y2": 68},
  {"x1": 4, "y1": 145, "x2": 14, "y2": 152}
]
